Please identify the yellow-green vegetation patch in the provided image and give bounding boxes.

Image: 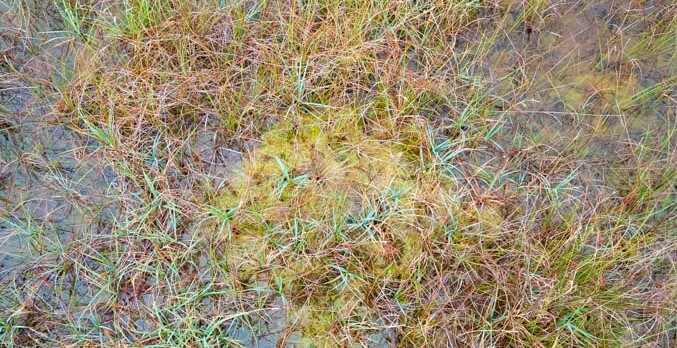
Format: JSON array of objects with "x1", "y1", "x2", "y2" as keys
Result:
[
  {"x1": 562, "y1": 72, "x2": 640, "y2": 111},
  {"x1": 214, "y1": 112, "x2": 468, "y2": 341}
]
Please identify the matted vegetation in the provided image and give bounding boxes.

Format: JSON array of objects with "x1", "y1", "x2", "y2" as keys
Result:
[{"x1": 1, "y1": 0, "x2": 675, "y2": 346}]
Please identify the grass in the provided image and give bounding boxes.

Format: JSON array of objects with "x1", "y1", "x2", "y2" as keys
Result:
[{"x1": 0, "y1": 0, "x2": 675, "y2": 346}]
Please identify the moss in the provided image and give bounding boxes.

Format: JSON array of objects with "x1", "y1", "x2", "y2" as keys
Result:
[
  {"x1": 476, "y1": 205, "x2": 505, "y2": 230},
  {"x1": 212, "y1": 111, "x2": 465, "y2": 339},
  {"x1": 562, "y1": 72, "x2": 639, "y2": 111}
]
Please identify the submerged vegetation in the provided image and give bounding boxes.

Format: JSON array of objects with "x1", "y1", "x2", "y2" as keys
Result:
[{"x1": 1, "y1": 0, "x2": 675, "y2": 346}]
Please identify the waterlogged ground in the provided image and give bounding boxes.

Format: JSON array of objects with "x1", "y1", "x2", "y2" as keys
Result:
[
  {"x1": 1, "y1": 0, "x2": 675, "y2": 346},
  {"x1": 0, "y1": 0, "x2": 114, "y2": 284},
  {"x1": 485, "y1": 1, "x2": 674, "y2": 154}
]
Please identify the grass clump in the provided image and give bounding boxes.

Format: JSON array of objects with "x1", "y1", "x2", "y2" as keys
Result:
[
  {"x1": 0, "y1": 0, "x2": 675, "y2": 347},
  {"x1": 211, "y1": 110, "x2": 674, "y2": 346}
]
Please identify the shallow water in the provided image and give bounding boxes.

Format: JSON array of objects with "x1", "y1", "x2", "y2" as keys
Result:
[
  {"x1": 0, "y1": 0, "x2": 109, "y2": 281},
  {"x1": 0, "y1": 2, "x2": 250, "y2": 344},
  {"x1": 484, "y1": 1, "x2": 674, "y2": 144}
]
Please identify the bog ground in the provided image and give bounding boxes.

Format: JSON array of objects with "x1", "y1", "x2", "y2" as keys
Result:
[{"x1": 0, "y1": 0, "x2": 675, "y2": 347}]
